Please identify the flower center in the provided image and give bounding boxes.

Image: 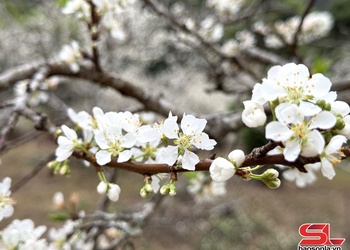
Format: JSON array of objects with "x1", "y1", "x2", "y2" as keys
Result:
[
  {"x1": 290, "y1": 121, "x2": 310, "y2": 143},
  {"x1": 174, "y1": 133, "x2": 192, "y2": 150}
]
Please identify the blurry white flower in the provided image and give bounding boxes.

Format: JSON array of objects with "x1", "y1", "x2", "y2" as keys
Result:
[
  {"x1": 207, "y1": 0, "x2": 245, "y2": 16},
  {"x1": 199, "y1": 16, "x2": 224, "y2": 43},
  {"x1": 282, "y1": 163, "x2": 320, "y2": 188},
  {"x1": 1, "y1": 219, "x2": 47, "y2": 249},
  {"x1": 299, "y1": 11, "x2": 334, "y2": 44},
  {"x1": 236, "y1": 30, "x2": 256, "y2": 48},
  {"x1": 58, "y1": 40, "x2": 81, "y2": 73},
  {"x1": 52, "y1": 192, "x2": 65, "y2": 209},
  {"x1": 62, "y1": 0, "x2": 90, "y2": 20},
  {"x1": 221, "y1": 39, "x2": 239, "y2": 56}
]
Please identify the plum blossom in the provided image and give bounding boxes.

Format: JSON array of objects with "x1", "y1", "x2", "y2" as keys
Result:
[
  {"x1": 55, "y1": 125, "x2": 81, "y2": 162},
  {"x1": 58, "y1": 40, "x2": 82, "y2": 73},
  {"x1": 199, "y1": 16, "x2": 224, "y2": 43},
  {"x1": 320, "y1": 135, "x2": 347, "y2": 180},
  {"x1": 209, "y1": 157, "x2": 236, "y2": 182},
  {"x1": 254, "y1": 63, "x2": 332, "y2": 115},
  {"x1": 97, "y1": 182, "x2": 121, "y2": 202},
  {"x1": 0, "y1": 177, "x2": 14, "y2": 221},
  {"x1": 207, "y1": 0, "x2": 246, "y2": 16},
  {"x1": 263, "y1": 11, "x2": 333, "y2": 48},
  {"x1": 266, "y1": 103, "x2": 335, "y2": 161},
  {"x1": 241, "y1": 100, "x2": 267, "y2": 127},
  {"x1": 0, "y1": 219, "x2": 47, "y2": 249},
  {"x1": 159, "y1": 113, "x2": 216, "y2": 170},
  {"x1": 62, "y1": 0, "x2": 90, "y2": 20},
  {"x1": 282, "y1": 163, "x2": 320, "y2": 188}
]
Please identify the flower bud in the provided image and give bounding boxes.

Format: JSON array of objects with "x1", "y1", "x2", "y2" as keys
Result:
[
  {"x1": 262, "y1": 169, "x2": 279, "y2": 180},
  {"x1": 169, "y1": 184, "x2": 176, "y2": 197},
  {"x1": 263, "y1": 178, "x2": 281, "y2": 189},
  {"x1": 334, "y1": 116, "x2": 346, "y2": 130},
  {"x1": 52, "y1": 192, "x2": 65, "y2": 209},
  {"x1": 242, "y1": 101, "x2": 267, "y2": 128},
  {"x1": 316, "y1": 99, "x2": 326, "y2": 109},
  {"x1": 144, "y1": 183, "x2": 153, "y2": 193},
  {"x1": 209, "y1": 157, "x2": 235, "y2": 182},
  {"x1": 160, "y1": 185, "x2": 169, "y2": 195},
  {"x1": 140, "y1": 188, "x2": 148, "y2": 198},
  {"x1": 97, "y1": 181, "x2": 108, "y2": 194},
  {"x1": 228, "y1": 150, "x2": 245, "y2": 167},
  {"x1": 107, "y1": 184, "x2": 121, "y2": 202}
]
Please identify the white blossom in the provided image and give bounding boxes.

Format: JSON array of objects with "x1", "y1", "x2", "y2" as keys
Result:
[
  {"x1": 62, "y1": 0, "x2": 90, "y2": 20},
  {"x1": 206, "y1": 0, "x2": 245, "y2": 16},
  {"x1": 1, "y1": 219, "x2": 47, "y2": 249},
  {"x1": 55, "y1": 125, "x2": 81, "y2": 162},
  {"x1": 58, "y1": 40, "x2": 81, "y2": 73},
  {"x1": 210, "y1": 157, "x2": 236, "y2": 182},
  {"x1": 160, "y1": 113, "x2": 216, "y2": 170},
  {"x1": 198, "y1": 16, "x2": 224, "y2": 43},
  {"x1": 282, "y1": 163, "x2": 320, "y2": 188},
  {"x1": 97, "y1": 182, "x2": 121, "y2": 202},
  {"x1": 320, "y1": 135, "x2": 347, "y2": 180},
  {"x1": 241, "y1": 100, "x2": 267, "y2": 127},
  {"x1": 0, "y1": 177, "x2": 14, "y2": 221},
  {"x1": 228, "y1": 149, "x2": 245, "y2": 167}
]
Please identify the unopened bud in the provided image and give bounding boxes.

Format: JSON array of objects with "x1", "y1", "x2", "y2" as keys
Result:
[
  {"x1": 262, "y1": 168, "x2": 279, "y2": 180},
  {"x1": 316, "y1": 99, "x2": 326, "y2": 109},
  {"x1": 144, "y1": 183, "x2": 153, "y2": 193},
  {"x1": 334, "y1": 116, "x2": 346, "y2": 130},
  {"x1": 263, "y1": 178, "x2": 281, "y2": 189},
  {"x1": 160, "y1": 185, "x2": 169, "y2": 195},
  {"x1": 169, "y1": 184, "x2": 176, "y2": 197},
  {"x1": 140, "y1": 188, "x2": 148, "y2": 198}
]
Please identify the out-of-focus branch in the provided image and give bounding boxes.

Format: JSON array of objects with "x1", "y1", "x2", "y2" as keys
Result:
[
  {"x1": 0, "y1": 60, "x2": 180, "y2": 118},
  {"x1": 0, "y1": 111, "x2": 19, "y2": 152},
  {"x1": 290, "y1": 0, "x2": 316, "y2": 61},
  {"x1": 79, "y1": 193, "x2": 164, "y2": 249},
  {"x1": 142, "y1": 0, "x2": 261, "y2": 80}
]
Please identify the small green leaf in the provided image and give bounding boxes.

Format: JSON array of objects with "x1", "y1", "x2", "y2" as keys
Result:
[{"x1": 48, "y1": 212, "x2": 70, "y2": 221}]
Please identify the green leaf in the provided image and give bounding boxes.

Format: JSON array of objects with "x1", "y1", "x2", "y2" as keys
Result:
[
  {"x1": 311, "y1": 58, "x2": 331, "y2": 74},
  {"x1": 57, "y1": 0, "x2": 69, "y2": 7},
  {"x1": 48, "y1": 212, "x2": 70, "y2": 221}
]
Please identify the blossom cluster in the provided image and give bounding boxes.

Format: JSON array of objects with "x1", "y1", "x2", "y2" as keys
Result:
[
  {"x1": 242, "y1": 63, "x2": 349, "y2": 185},
  {"x1": 62, "y1": 0, "x2": 132, "y2": 42},
  {"x1": 253, "y1": 11, "x2": 334, "y2": 49},
  {"x1": 52, "y1": 108, "x2": 216, "y2": 201},
  {"x1": 0, "y1": 178, "x2": 93, "y2": 249}
]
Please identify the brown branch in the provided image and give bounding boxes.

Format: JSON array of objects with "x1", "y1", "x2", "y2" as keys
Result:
[{"x1": 72, "y1": 140, "x2": 324, "y2": 176}]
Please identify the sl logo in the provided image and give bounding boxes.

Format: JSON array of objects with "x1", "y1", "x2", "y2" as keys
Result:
[{"x1": 299, "y1": 223, "x2": 345, "y2": 246}]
